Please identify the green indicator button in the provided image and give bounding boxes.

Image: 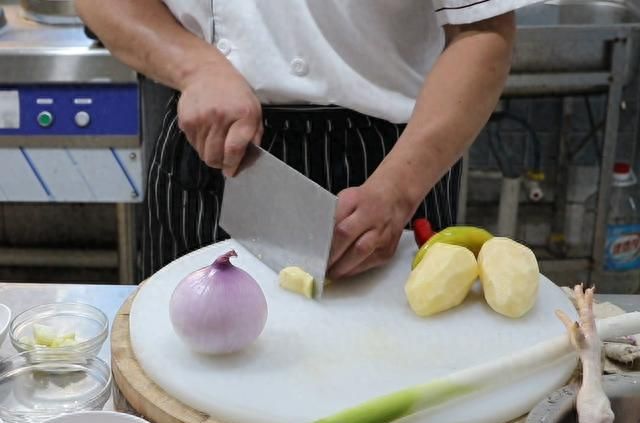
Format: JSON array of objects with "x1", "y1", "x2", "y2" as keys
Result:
[{"x1": 37, "y1": 111, "x2": 53, "y2": 128}]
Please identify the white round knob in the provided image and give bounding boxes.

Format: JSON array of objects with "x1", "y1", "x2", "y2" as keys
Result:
[{"x1": 74, "y1": 111, "x2": 91, "y2": 128}]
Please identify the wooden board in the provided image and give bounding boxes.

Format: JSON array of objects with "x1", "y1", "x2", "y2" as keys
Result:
[
  {"x1": 111, "y1": 291, "x2": 219, "y2": 423},
  {"x1": 115, "y1": 233, "x2": 577, "y2": 423}
]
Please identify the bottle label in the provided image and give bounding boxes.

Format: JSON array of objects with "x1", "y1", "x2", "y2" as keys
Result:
[{"x1": 604, "y1": 224, "x2": 640, "y2": 271}]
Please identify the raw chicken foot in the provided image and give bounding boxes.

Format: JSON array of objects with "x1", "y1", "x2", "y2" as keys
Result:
[{"x1": 556, "y1": 285, "x2": 614, "y2": 423}]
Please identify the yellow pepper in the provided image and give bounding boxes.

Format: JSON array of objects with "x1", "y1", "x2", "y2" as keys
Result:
[{"x1": 411, "y1": 226, "x2": 493, "y2": 269}]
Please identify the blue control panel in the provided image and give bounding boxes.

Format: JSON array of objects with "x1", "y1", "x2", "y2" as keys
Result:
[{"x1": 0, "y1": 84, "x2": 139, "y2": 136}]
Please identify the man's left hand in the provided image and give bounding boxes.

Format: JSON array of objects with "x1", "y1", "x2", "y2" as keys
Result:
[{"x1": 327, "y1": 178, "x2": 414, "y2": 279}]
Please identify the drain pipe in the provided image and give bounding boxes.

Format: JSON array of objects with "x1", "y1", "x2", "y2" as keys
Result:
[
  {"x1": 488, "y1": 102, "x2": 548, "y2": 238},
  {"x1": 497, "y1": 176, "x2": 521, "y2": 238},
  {"x1": 524, "y1": 177, "x2": 544, "y2": 202}
]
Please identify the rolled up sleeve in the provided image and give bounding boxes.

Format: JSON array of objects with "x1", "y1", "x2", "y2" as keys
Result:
[{"x1": 432, "y1": 0, "x2": 545, "y2": 25}]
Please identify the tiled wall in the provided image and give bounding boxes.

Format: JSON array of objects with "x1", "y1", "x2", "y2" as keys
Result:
[{"x1": 465, "y1": 74, "x2": 640, "y2": 254}]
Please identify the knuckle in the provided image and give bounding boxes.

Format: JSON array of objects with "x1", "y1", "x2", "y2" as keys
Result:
[
  {"x1": 204, "y1": 158, "x2": 219, "y2": 168},
  {"x1": 177, "y1": 115, "x2": 193, "y2": 132},
  {"x1": 236, "y1": 126, "x2": 257, "y2": 142},
  {"x1": 204, "y1": 153, "x2": 222, "y2": 168},
  {"x1": 225, "y1": 142, "x2": 246, "y2": 157},
  {"x1": 237, "y1": 104, "x2": 255, "y2": 119},
  {"x1": 338, "y1": 188, "x2": 360, "y2": 205},
  {"x1": 238, "y1": 101, "x2": 261, "y2": 119},
  {"x1": 335, "y1": 223, "x2": 351, "y2": 238},
  {"x1": 207, "y1": 107, "x2": 222, "y2": 122},
  {"x1": 355, "y1": 239, "x2": 375, "y2": 255}
]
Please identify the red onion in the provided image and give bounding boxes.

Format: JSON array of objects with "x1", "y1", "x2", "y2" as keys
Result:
[{"x1": 169, "y1": 250, "x2": 268, "y2": 354}]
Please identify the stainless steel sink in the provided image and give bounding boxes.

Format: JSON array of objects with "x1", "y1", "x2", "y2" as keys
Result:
[
  {"x1": 510, "y1": 0, "x2": 640, "y2": 91},
  {"x1": 527, "y1": 373, "x2": 640, "y2": 422}
]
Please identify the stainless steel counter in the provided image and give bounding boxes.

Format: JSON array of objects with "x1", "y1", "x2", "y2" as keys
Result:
[
  {"x1": 0, "y1": 283, "x2": 137, "y2": 411},
  {"x1": 0, "y1": 4, "x2": 136, "y2": 83},
  {"x1": 0, "y1": 283, "x2": 136, "y2": 358}
]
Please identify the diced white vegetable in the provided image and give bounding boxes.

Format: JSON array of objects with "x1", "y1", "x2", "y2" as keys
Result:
[
  {"x1": 33, "y1": 324, "x2": 57, "y2": 347},
  {"x1": 31, "y1": 324, "x2": 77, "y2": 348}
]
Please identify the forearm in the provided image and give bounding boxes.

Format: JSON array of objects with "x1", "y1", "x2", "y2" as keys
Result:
[
  {"x1": 373, "y1": 13, "x2": 515, "y2": 212},
  {"x1": 75, "y1": 0, "x2": 228, "y2": 90}
]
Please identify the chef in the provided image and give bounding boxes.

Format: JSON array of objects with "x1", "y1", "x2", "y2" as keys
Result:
[{"x1": 76, "y1": 0, "x2": 541, "y2": 281}]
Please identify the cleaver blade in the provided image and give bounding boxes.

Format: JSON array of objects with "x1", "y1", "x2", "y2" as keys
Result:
[{"x1": 219, "y1": 144, "x2": 337, "y2": 298}]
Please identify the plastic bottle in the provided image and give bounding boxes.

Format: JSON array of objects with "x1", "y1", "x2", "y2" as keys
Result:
[{"x1": 584, "y1": 163, "x2": 640, "y2": 294}]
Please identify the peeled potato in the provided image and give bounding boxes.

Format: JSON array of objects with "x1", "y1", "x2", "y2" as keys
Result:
[
  {"x1": 405, "y1": 243, "x2": 478, "y2": 317},
  {"x1": 478, "y1": 237, "x2": 539, "y2": 318}
]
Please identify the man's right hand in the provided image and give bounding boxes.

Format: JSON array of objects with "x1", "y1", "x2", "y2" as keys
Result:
[
  {"x1": 177, "y1": 62, "x2": 263, "y2": 177},
  {"x1": 75, "y1": 0, "x2": 262, "y2": 177}
]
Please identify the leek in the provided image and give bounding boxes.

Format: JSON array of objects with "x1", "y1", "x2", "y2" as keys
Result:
[{"x1": 314, "y1": 312, "x2": 640, "y2": 423}]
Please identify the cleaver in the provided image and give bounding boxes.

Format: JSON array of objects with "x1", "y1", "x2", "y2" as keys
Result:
[{"x1": 219, "y1": 144, "x2": 337, "y2": 298}]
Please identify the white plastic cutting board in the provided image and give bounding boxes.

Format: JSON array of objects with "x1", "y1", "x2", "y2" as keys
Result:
[{"x1": 130, "y1": 233, "x2": 578, "y2": 423}]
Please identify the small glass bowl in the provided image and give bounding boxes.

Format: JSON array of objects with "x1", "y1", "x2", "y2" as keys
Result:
[
  {"x1": 0, "y1": 350, "x2": 112, "y2": 423},
  {"x1": 10, "y1": 304, "x2": 108, "y2": 357},
  {"x1": 0, "y1": 303, "x2": 11, "y2": 346}
]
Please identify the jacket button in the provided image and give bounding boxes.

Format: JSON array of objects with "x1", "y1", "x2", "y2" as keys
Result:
[
  {"x1": 216, "y1": 39, "x2": 232, "y2": 55},
  {"x1": 290, "y1": 58, "x2": 309, "y2": 76}
]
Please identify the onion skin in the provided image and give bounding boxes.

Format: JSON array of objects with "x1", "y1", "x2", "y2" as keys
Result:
[{"x1": 170, "y1": 250, "x2": 268, "y2": 355}]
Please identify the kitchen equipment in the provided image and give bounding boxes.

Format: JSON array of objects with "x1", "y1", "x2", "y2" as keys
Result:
[
  {"x1": 10, "y1": 303, "x2": 108, "y2": 356},
  {"x1": 220, "y1": 144, "x2": 338, "y2": 298},
  {"x1": 0, "y1": 2, "x2": 140, "y2": 281},
  {"x1": 527, "y1": 372, "x2": 640, "y2": 422},
  {"x1": 512, "y1": 0, "x2": 640, "y2": 92},
  {"x1": 116, "y1": 232, "x2": 578, "y2": 423},
  {"x1": 0, "y1": 4, "x2": 141, "y2": 203},
  {"x1": 20, "y1": 0, "x2": 79, "y2": 25},
  {"x1": 0, "y1": 304, "x2": 11, "y2": 346},
  {"x1": 44, "y1": 411, "x2": 150, "y2": 423},
  {"x1": 0, "y1": 351, "x2": 111, "y2": 423}
]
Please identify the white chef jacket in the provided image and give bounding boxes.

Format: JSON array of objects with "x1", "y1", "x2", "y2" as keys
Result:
[{"x1": 162, "y1": 0, "x2": 542, "y2": 123}]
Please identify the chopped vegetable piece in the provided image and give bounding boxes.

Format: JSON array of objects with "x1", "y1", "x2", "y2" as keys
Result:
[
  {"x1": 61, "y1": 331, "x2": 76, "y2": 341},
  {"x1": 30, "y1": 324, "x2": 78, "y2": 348},
  {"x1": 33, "y1": 324, "x2": 57, "y2": 347},
  {"x1": 58, "y1": 338, "x2": 78, "y2": 347},
  {"x1": 279, "y1": 266, "x2": 314, "y2": 299}
]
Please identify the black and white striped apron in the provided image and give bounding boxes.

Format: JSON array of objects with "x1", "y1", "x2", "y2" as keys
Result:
[{"x1": 141, "y1": 93, "x2": 462, "y2": 279}]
